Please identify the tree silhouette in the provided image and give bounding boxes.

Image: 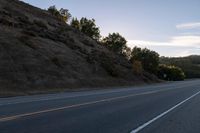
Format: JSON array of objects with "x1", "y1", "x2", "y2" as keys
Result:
[
  {"x1": 70, "y1": 17, "x2": 100, "y2": 41},
  {"x1": 48, "y1": 5, "x2": 60, "y2": 17},
  {"x1": 102, "y1": 33, "x2": 127, "y2": 54},
  {"x1": 80, "y1": 18, "x2": 100, "y2": 40},
  {"x1": 130, "y1": 47, "x2": 159, "y2": 74},
  {"x1": 48, "y1": 6, "x2": 71, "y2": 23},
  {"x1": 71, "y1": 18, "x2": 81, "y2": 30},
  {"x1": 59, "y1": 8, "x2": 71, "y2": 22}
]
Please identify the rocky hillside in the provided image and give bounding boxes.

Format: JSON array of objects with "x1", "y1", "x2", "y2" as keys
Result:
[{"x1": 0, "y1": 0, "x2": 157, "y2": 94}]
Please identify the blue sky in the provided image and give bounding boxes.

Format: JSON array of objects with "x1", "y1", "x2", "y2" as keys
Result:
[{"x1": 22, "y1": 0, "x2": 200, "y2": 57}]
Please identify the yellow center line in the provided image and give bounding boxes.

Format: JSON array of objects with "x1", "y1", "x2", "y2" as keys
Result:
[{"x1": 0, "y1": 87, "x2": 179, "y2": 122}]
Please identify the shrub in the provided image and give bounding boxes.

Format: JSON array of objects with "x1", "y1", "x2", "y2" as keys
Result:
[
  {"x1": 0, "y1": 18, "x2": 13, "y2": 26},
  {"x1": 18, "y1": 35, "x2": 37, "y2": 49},
  {"x1": 22, "y1": 30, "x2": 36, "y2": 37},
  {"x1": 82, "y1": 39, "x2": 94, "y2": 47},
  {"x1": 100, "y1": 54, "x2": 119, "y2": 77},
  {"x1": 157, "y1": 64, "x2": 185, "y2": 81},
  {"x1": 17, "y1": 16, "x2": 30, "y2": 24},
  {"x1": 132, "y1": 60, "x2": 143, "y2": 75},
  {"x1": 0, "y1": 10, "x2": 12, "y2": 17},
  {"x1": 33, "y1": 20, "x2": 48, "y2": 29},
  {"x1": 48, "y1": 6, "x2": 71, "y2": 23}
]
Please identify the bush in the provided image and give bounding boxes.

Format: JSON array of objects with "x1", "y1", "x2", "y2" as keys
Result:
[
  {"x1": 132, "y1": 60, "x2": 143, "y2": 75},
  {"x1": 17, "y1": 16, "x2": 30, "y2": 24},
  {"x1": 100, "y1": 54, "x2": 119, "y2": 77},
  {"x1": 33, "y1": 20, "x2": 48, "y2": 29},
  {"x1": 160, "y1": 56, "x2": 200, "y2": 78},
  {"x1": 157, "y1": 64, "x2": 185, "y2": 81},
  {"x1": 22, "y1": 30, "x2": 36, "y2": 37},
  {"x1": 0, "y1": 18, "x2": 13, "y2": 27},
  {"x1": 48, "y1": 6, "x2": 71, "y2": 23},
  {"x1": 18, "y1": 35, "x2": 37, "y2": 49}
]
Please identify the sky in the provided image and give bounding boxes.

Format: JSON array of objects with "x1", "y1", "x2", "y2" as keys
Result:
[{"x1": 22, "y1": 0, "x2": 200, "y2": 57}]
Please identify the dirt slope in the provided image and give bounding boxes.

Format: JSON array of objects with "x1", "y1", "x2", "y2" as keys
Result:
[{"x1": 0, "y1": 0, "x2": 157, "y2": 94}]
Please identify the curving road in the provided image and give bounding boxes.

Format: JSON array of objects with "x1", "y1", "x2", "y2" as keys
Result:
[{"x1": 0, "y1": 79, "x2": 200, "y2": 133}]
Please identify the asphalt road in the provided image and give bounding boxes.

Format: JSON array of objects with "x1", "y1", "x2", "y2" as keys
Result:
[{"x1": 0, "y1": 80, "x2": 200, "y2": 133}]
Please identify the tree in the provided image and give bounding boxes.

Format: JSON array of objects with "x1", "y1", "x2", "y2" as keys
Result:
[
  {"x1": 122, "y1": 46, "x2": 132, "y2": 59},
  {"x1": 70, "y1": 18, "x2": 81, "y2": 30},
  {"x1": 130, "y1": 47, "x2": 159, "y2": 74},
  {"x1": 59, "y1": 8, "x2": 71, "y2": 22},
  {"x1": 48, "y1": 6, "x2": 71, "y2": 23},
  {"x1": 157, "y1": 64, "x2": 185, "y2": 81},
  {"x1": 80, "y1": 18, "x2": 100, "y2": 40},
  {"x1": 48, "y1": 5, "x2": 60, "y2": 17},
  {"x1": 70, "y1": 17, "x2": 100, "y2": 41},
  {"x1": 102, "y1": 33, "x2": 127, "y2": 54}
]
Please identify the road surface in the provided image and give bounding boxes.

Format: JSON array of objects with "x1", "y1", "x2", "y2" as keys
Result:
[{"x1": 0, "y1": 80, "x2": 200, "y2": 133}]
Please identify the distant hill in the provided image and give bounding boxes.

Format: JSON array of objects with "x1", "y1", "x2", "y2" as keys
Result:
[
  {"x1": 160, "y1": 55, "x2": 200, "y2": 78},
  {"x1": 0, "y1": 0, "x2": 158, "y2": 95}
]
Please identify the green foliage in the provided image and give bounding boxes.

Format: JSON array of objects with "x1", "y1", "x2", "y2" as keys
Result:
[
  {"x1": 48, "y1": 5, "x2": 60, "y2": 17},
  {"x1": 70, "y1": 18, "x2": 80, "y2": 30},
  {"x1": 48, "y1": 6, "x2": 71, "y2": 23},
  {"x1": 130, "y1": 47, "x2": 159, "y2": 74},
  {"x1": 59, "y1": 8, "x2": 72, "y2": 22},
  {"x1": 160, "y1": 55, "x2": 200, "y2": 78},
  {"x1": 70, "y1": 17, "x2": 101, "y2": 41},
  {"x1": 80, "y1": 18, "x2": 100, "y2": 40},
  {"x1": 102, "y1": 33, "x2": 127, "y2": 54},
  {"x1": 123, "y1": 46, "x2": 132, "y2": 59},
  {"x1": 157, "y1": 64, "x2": 185, "y2": 81}
]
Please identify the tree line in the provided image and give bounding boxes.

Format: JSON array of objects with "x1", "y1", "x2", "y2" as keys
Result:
[
  {"x1": 47, "y1": 5, "x2": 185, "y2": 81},
  {"x1": 160, "y1": 56, "x2": 200, "y2": 79}
]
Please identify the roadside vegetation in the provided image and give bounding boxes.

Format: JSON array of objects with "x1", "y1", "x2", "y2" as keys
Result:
[
  {"x1": 46, "y1": 5, "x2": 186, "y2": 81},
  {"x1": 48, "y1": 6, "x2": 71, "y2": 23},
  {"x1": 160, "y1": 56, "x2": 200, "y2": 78}
]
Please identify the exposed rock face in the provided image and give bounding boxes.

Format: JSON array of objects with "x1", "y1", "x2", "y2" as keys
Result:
[{"x1": 0, "y1": 0, "x2": 157, "y2": 92}]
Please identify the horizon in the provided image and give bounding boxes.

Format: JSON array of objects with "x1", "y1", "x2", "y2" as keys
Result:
[{"x1": 22, "y1": 0, "x2": 200, "y2": 57}]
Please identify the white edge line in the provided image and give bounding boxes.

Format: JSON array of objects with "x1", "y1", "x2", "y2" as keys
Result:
[{"x1": 130, "y1": 90, "x2": 200, "y2": 133}]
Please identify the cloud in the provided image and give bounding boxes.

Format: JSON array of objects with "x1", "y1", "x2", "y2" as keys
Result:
[
  {"x1": 180, "y1": 32, "x2": 200, "y2": 36},
  {"x1": 128, "y1": 35, "x2": 200, "y2": 48},
  {"x1": 171, "y1": 36, "x2": 200, "y2": 45},
  {"x1": 127, "y1": 36, "x2": 200, "y2": 57},
  {"x1": 176, "y1": 22, "x2": 200, "y2": 29}
]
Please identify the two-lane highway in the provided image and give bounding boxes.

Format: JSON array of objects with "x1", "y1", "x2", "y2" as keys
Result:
[{"x1": 0, "y1": 80, "x2": 200, "y2": 133}]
